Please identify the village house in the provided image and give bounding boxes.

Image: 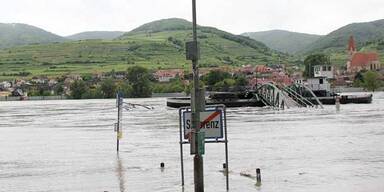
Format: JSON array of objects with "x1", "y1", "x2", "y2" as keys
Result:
[
  {"x1": 154, "y1": 69, "x2": 184, "y2": 82},
  {"x1": 255, "y1": 65, "x2": 271, "y2": 74},
  {"x1": 0, "y1": 81, "x2": 12, "y2": 91},
  {"x1": 248, "y1": 73, "x2": 293, "y2": 88},
  {"x1": 239, "y1": 64, "x2": 255, "y2": 75},
  {"x1": 48, "y1": 79, "x2": 58, "y2": 87},
  {"x1": 31, "y1": 77, "x2": 48, "y2": 84},
  {"x1": 0, "y1": 91, "x2": 11, "y2": 97},
  {"x1": 63, "y1": 75, "x2": 83, "y2": 94},
  {"x1": 14, "y1": 79, "x2": 27, "y2": 87},
  {"x1": 271, "y1": 72, "x2": 294, "y2": 85},
  {"x1": 346, "y1": 36, "x2": 381, "y2": 73}
]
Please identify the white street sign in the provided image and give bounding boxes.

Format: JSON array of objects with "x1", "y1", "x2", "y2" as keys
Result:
[{"x1": 182, "y1": 109, "x2": 224, "y2": 139}]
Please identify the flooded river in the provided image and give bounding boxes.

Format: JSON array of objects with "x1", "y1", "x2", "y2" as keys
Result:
[{"x1": 1, "y1": 92, "x2": 384, "y2": 192}]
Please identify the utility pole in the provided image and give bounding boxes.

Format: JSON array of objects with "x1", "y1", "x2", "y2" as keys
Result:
[{"x1": 186, "y1": 0, "x2": 205, "y2": 191}]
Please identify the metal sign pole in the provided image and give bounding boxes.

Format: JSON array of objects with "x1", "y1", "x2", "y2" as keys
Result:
[
  {"x1": 179, "y1": 108, "x2": 185, "y2": 186},
  {"x1": 179, "y1": 105, "x2": 228, "y2": 191},
  {"x1": 114, "y1": 96, "x2": 153, "y2": 152},
  {"x1": 116, "y1": 92, "x2": 123, "y2": 152},
  {"x1": 224, "y1": 107, "x2": 229, "y2": 190}
]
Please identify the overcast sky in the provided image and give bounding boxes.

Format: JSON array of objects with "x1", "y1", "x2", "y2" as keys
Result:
[{"x1": 1, "y1": 0, "x2": 383, "y2": 36}]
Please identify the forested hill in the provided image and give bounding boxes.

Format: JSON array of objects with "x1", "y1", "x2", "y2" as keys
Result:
[
  {"x1": 66, "y1": 31, "x2": 125, "y2": 40},
  {"x1": 0, "y1": 18, "x2": 290, "y2": 79},
  {"x1": 242, "y1": 30, "x2": 322, "y2": 54},
  {"x1": 0, "y1": 23, "x2": 66, "y2": 49},
  {"x1": 304, "y1": 19, "x2": 384, "y2": 53}
]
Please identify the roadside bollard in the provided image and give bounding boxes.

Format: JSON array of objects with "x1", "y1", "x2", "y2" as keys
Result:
[
  {"x1": 222, "y1": 163, "x2": 227, "y2": 175},
  {"x1": 336, "y1": 96, "x2": 340, "y2": 112},
  {"x1": 160, "y1": 162, "x2": 165, "y2": 172},
  {"x1": 256, "y1": 168, "x2": 261, "y2": 186}
]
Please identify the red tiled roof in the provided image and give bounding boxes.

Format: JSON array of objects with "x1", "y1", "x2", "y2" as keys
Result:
[
  {"x1": 154, "y1": 69, "x2": 184, "y2": 78},
  {"x1": 255, "y1": 65, "x2": 269, "y2": 73},
  {"x1": 350, "y1": 52, "x2": 379, "y2": 67}
]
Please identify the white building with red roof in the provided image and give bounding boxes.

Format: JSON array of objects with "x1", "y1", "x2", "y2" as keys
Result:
[{"x1": 154, "y1": 69, "x2": 184, "y2": 82}]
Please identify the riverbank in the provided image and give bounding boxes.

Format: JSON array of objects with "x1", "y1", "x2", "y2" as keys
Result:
[
  {"x1": 0, "y1": 93, "x2": 186, "y2": 102},
  {"x1": 0, "y1": 95, "x2": 67, "y2": 101}
]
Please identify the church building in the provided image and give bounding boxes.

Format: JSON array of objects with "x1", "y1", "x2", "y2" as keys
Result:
[{"x1": 346, "y1": 36, "x2": 381, "y2": 73}]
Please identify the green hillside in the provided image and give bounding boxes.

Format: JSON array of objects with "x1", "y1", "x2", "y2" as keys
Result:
[
  {"x1": 0, "y1": 23, "x2": 66, "y2": 49},
  {"x1": 305, "y1": 19, "x2": 384, "y2": 54},
  {"x1": 0, "y1": 18, "x2": 288, "y2": 80},
  {"x1": 242, "y1": 30, "x2": 322, "y2": 54},
  {"x1": 360, "y1": 40, "x2": 384, "y2": 64},
  {"x1": 66, "y1": 31, "x2": 125, "y2": 40},
  {"x1": 128, "y1": 18, "x2": 192, "y2": 34}
]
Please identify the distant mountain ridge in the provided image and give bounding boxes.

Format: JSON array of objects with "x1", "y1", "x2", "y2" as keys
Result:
[
  {"x1": 304, "y1": 19, "x2": 384, "y2": 53},
  {"x1": 127, "y1": 18, "x2": 192, "y2": 34},
  {"x1": 0, "y1": 23, "x2": 66, "y2": 49},
  {"x1": 66, "y1": 31, "x2": 125, "y2": 40},
  {"x1": 120, "y1": 18, "x2": 270, "y2": 53},
  {"x1": 242, "y1": 30, "x2": 322, "y2": 54}
]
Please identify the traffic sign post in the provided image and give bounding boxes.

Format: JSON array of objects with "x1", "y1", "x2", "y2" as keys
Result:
[
  {"x1": 114, "y1": 92, "x2": 153, "y2": 152},
  {"x1": 116, "y1": 92, "x2": 123, "y2": 152},
  {"x1": 179, "y1": 105, "x2": 229, "y2": 190}
]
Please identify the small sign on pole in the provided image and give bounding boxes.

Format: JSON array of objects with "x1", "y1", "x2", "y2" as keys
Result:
[{"x1": 182, "y1": 109, "x2": 224, "y2": 141}]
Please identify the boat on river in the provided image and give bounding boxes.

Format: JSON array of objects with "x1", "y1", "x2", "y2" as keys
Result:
[
  {"x1": 302, "y1": 76, "x2": 372, "y2": 105},
  {"x1": 297, "y1": 64, "x2": 373, "y2": 105},
  {"x1": 306, "y1": 92, "x2": 373, "y2": 105},
  {"x1": 166, "y1": 91, "x2": 264, "y2": 108}
]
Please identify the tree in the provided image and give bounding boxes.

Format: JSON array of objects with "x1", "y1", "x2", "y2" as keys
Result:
[
  {"x1": 81, "y1": 74, "x2": 93, "y2": 82},
  {"x1": 82, "y1": 87, "x2": 103, "y2": 99},
  {"x1": 54, "y1": 83, "x2": 64, "y2": 95},
  {"x1": 184, "y1": 81, "x2": 204, "y2": 96},
  {"x1": 117, "y1": 81, "x2": 133, "y2": 97},
  {"x1": 213, "y1": 78, "x2": 236, "y2": 91},
  {"x1": 127, "y1": 66, "x2": 152, "y2": 97},
  {"x1": 234, "y1": 75, "x2": 248, "y2": 87},
  {"x1": 70, "y1": 80, "x2": 88, "y2": 99},
  {"x1": 100, "y1": 78, "x2": 117, "y2": 98},
  {"x1": 362, "y1": 70, "x2": 382, "y2": 91},
  {"x1": 303, "y1": 54, "x2": 330, "y2": 78},
  {"x1": 353, "y1": 70, "x2": 366, "y2": 87},
  {"x1": 203, "y1": 70, "x2": 231, "y2": 86}
]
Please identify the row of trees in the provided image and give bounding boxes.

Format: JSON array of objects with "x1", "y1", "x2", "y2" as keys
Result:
[
  {"x1": 70, "y1": 66, "x2": 152, "y2": 99},
  {"x1": 70, "y1": 67, "x2": 250, "y2": 99},
  {"x1": 303, "y1": 54, "x2": 331, "y2": 78}
]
